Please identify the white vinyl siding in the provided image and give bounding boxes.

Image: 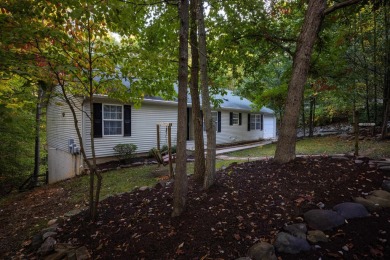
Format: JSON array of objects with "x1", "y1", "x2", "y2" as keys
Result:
[
  {"x1": 103, "y1": 104, "x2": 123, "y2": 136},
  {"x1": 46, "y1": 89, "x2": 82, "y2": 152},
  {"x1": 203, "y1": 111, "x2": 264, "y2": 145},
  {"x1": 83, "y1": 101, "x2": 178, "y2": 158},
  {"x1": 250, "y1": 114, "x2": 262, "y2": 130}
]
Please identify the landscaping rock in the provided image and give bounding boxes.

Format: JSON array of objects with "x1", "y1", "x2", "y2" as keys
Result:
[
  {"x1": 283, "y1": 223, "x2": 307, "y2": 239},
  {"x1": 304, "y1": 209, "x2": 345, "y2": 230},
  {"x1": 307, "y1": 230, "x2": 329, "y2": 243},
  {"x1": 47, "y1": 219, "x2": 58, "y2": 226},
  {"x1": 31, "y1": 233, "x2": 43, "y2": 250},
  {"x1": 44, "y1": 243, "x2": 76, "y2": 260},
  {"x1": 37, "y1": 237, "x2": 56, "y2": 256},
  {"x1": 371, "y1": 190, "x2": 390, "y2": 200},
  {"x1": 379, "y1": 166, "x2": 390, "y2": 172},
  {"x1": 274, "y1": 232, "x2": 311, "y2": 254},
  {"x1": 64, "y1": 209, "x2": 82, "y2": 218},
  {"x1": 354, "y1": 160, "x2": 364, "y2": 164},
  {"x1": 76, "y1": 246, "x2": 91, "y2": 260},
  {"x1": 41, "y1": 225, "x2": 58, "y2": 234},
  {"x1": 382, "y1": 180, "x2": 390, "y2": 192},
  {"x1": 42, "y1": 231, "x2": 57, "y2": 241},
  {"x1": 366, "y1": 195, "x2": 390, "y2": 207},
  {"x1": 131, "y1": 162, "x2": 143, "y2": 166},
  {"x1": 247, "y1": 242, "x2": 277, "y2": 260},
  {"x1": 353, "y1": 197, "x2": 382, "y2": 212},
  {"x1": 139, "y1": 186, "x2": 150, "y2": 191},
  {"x1": 331, "y1": 156, "x2": 349, "y2": 160},
  {"x1": 333, "y1": 202, "x2": 369, "y2": 219}
]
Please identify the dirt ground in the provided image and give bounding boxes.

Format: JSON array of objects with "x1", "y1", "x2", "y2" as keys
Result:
[{"x1": 1, "y1": 156, "x2": 390, "y2": 259}]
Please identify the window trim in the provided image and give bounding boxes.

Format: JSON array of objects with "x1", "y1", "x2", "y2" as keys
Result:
[
  {"x1": 102, "y1": 104, "x2": 123, "y2": 136},
  {"x1": 232, "y1": 112, "x2": 239, "y2": 125},
  {"x1": 250, "y1": 114, "x2": 262, "y2": 130}
]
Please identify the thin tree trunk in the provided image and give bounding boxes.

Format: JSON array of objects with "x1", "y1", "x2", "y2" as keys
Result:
[
  {"x1": 301, "y1": 99, "x2": 306, "y2": 137},
  {"x1": 359, "y1": 13, "x2": 370, "y2": 122},
  {"x1": 172, "y1": 0, "x2": 189, "y2": 217},
  {"x1": 189, "y1": 0, "x2": 205, "y2": 183},
  {"x1": 32, "y1": 83, "x2": 44, "y2": 186},
  {"x1": 381, "y1": 1, "x2": 390, "y2": 139},
  {"x1": 309, "y1": 96, "x2": 314, "y2": 137},
  {"x1": 198, "y1": 0, "x2": 216, "y2": 190},
  {"x1": 274, "y1": 0, "x2": 326, "y2": 163},
  {"x1": 373, "y1": 7, "x2": 378, "y2": 124}
]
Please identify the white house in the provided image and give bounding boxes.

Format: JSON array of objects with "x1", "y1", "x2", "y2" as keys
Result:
[{"x1": 46, "y1": 89, "x2": 276, "y2": 183}]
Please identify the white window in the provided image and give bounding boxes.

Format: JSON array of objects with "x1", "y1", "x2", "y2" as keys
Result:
[
  {"x1": 232, "y1": 112, "x2": 239, "y2": 125},
  {"x1": 103, "y1": 104, "x2": 122, "y2": 135},
  {"x1": 250, "y1": 114, "x2": 262, "y2": 130}
]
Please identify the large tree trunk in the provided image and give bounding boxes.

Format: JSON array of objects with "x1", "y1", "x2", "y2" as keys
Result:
[
  {"x1": 198, "y1": 0, "x2": 216, "y2": 189},
  {"x1": 189, "y1": 0, "x2": 205, "y2": 183},
  {"x1": 172, "y1": 0, "x2": 189, "y2": 217},
  {"x1": 274, "y1": 0, "x2": 326, "y2": 163}
]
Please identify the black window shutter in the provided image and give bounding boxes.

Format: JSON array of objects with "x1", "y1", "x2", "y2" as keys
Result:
[
  {"x1": 239, "y1": 113, "x2": 242, "y2": 125},
  {"x1": 217, "y1": 111, "x2": 221, "y2": 132},
  {"x1": 93, "y1": 103, "x2": 102, "y2": 138},
  {"x1": 201, "y1": 110, "x2": 205, "y2": 131},
  {"x1": 261, "y1": 114, "x2": 264, "y2": 131},
  {"x1": 124, "y1": 105, "x2": 131, "y2": 136},
  {"x1": 229, "y1": 112, "x2": 233, "y2": 125},
  {"x1": 247, "y1": 113, "x2": 251, "y2": 131},
  {"x1": 187, "y1": 107, "x2": 190, "y2": 140}
]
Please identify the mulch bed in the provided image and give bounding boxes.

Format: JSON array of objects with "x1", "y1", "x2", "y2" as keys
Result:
[{"x1": 55, "y1": 156, "x2": 390, "y2": 259}]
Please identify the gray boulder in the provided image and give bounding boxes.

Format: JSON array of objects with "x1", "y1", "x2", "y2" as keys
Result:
[
  {"x1": 353, "y1": 197, "x2": 382, "y2": 212},
  {"x1": 247, "y1": 242, "x2": 277, "y2": 260},
  {"x1": 371, "y1": 190, "x2": 390, "y2": 200},
  {"x1": 307, "y1": 230, "x2": 329, "y2": 243},
  {"x1": 382, "y1": 180, "x2": 390, "y2": 192},
  {"x1": 283, "y1": 223, "x2": 307, "y2": 239},
  {"x1": 37, "y1": 237, "x2": 56, "y2": 256},
  {"x1": 42, "y1": 231, "x2": 57, "y2": 241},
  {"x1": 333, "y1": 202, "x2": 369, "y2": 219},
  {"x1": 274, "y1": 232, "x2": 311, "y2": 254},
  {"x1": 304, "y1": 209, "x2": 345, "y2": 230}
]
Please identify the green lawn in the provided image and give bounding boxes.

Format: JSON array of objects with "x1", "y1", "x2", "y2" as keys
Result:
[
  {"x1": 225, "y1": 135, "x2": 390, "y2": 159},
  {"x1": 54, "y1": 159, "x2": 244, "y2": 204}
]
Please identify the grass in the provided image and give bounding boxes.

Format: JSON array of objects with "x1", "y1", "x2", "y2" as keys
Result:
[
  {"x1": 225, "y1": 135, "x2": 390, "y2": 159},
  {"x1": 54, "y1": 159, "x2": 245, "y2": 204}
]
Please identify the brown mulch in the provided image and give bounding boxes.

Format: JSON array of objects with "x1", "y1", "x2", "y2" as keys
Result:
[{"x1": 54, "y1": 156, "x2": 388, "y2": 259}]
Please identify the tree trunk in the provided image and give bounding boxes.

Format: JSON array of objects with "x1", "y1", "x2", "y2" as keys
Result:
[
  {"x1": 381, "y1": 1, "x2": 390, "y2": 139},
  {"x1": 274, "y1": 0, "x2": 326, "y2": 163},
  {"x1": 172, "y1": 0, "x2": 189, "y2": 217},
  {"x1": 309, "y1": 96, "x2": 314, "y2": 137},
  {"x1": 198, "y1": 0, "x2": 216, "y2": 190},
  {"x1": 373, "y1": 7, "x2": 378, "y2": 124},
  {"x1": 32, "y1": 82, "x2": 44, "y2": 187},
  {"x1": 301, "y1": 99, "x2": 306, "y2": 137},
  {"x1": 189, "y1": 0, "x2": 205, "y2": 183}
]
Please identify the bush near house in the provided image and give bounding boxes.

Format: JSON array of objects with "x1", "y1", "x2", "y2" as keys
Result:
[{"x1": 113, "y1": 144, "x2": 138, "y2": 163}]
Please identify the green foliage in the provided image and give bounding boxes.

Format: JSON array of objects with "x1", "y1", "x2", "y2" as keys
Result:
[
  {"x1": 0, "y1": 76, "x2": 42, "y2": 189},
  {"x1": 113, "y1": 144, "x2": 138, "y2": 163}
]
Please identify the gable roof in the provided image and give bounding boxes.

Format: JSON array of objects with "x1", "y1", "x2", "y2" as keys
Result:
[{"x1": 93, "y1": 78, "x2": 274, "y2": 115}]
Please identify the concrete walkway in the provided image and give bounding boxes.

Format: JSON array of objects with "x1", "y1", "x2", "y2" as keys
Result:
[{"x1": 215, "y1": 139, "x2": 275, "y2": 155}]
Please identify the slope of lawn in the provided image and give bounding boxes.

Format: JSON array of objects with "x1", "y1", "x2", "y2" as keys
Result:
[{"x1": 225, "y1": 135, "x2": 390, "y2": 159}]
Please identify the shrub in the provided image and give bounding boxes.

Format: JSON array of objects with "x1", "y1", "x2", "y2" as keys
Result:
[{"x1": 113, "y1": 144, "x2": 137, "y2": 163}]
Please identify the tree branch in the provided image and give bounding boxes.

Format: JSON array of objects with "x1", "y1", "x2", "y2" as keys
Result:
[{"x1": 324, "y1": 0, "x2": 362, "y2": 16}]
